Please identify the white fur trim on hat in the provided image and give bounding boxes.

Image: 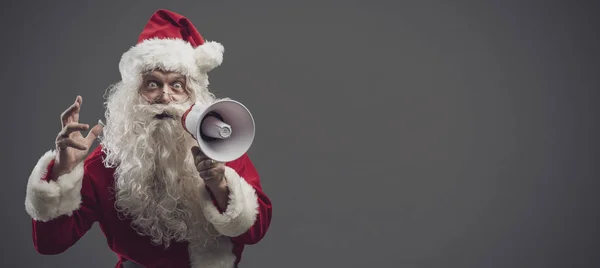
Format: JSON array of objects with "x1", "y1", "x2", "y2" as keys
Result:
[
  {"x1": 118, "y1": 38, "x2": 224, "y2": 82},
  {"x1": 194, "y1": 41, "x2": 224, "y2": 72}
]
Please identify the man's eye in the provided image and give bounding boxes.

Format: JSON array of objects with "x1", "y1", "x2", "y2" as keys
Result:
[
  {"x1": 148, "y1": 82, "x2": 158, "y2": 88},
  {"x1": 173, "y1": 82, "x2": 183, "y2": 89}
]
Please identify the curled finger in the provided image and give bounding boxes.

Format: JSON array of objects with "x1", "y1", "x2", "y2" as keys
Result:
[
  {"x1": 196, "y1": 159, "x2": 213, "y2": 172},
  {"x1": 58, "y1": 123, "x2": 89, "y2": 138},
  {"x1": 201, "y1": 159, "x2": 222, "y2": 172},
  {"x1": 201, "y1": 166, "x2": 225, "y2": 181},
  {"x1": 199, "y1": 169, "x2": 218, "y2": 180},
  {"x1": 194, "y1": 154, "x2": 210, "y2": 166},
  {"x1": 60, "y1": 98, "x2": 81, "y2": 126}
]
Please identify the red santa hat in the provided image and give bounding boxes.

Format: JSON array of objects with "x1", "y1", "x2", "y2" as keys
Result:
[{"x1": 118, "y1": 9, "x2": 224, "y2": 83}]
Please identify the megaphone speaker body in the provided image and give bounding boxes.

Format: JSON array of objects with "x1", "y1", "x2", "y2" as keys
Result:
[{"x1": 182, "y1": 99, "x2": 255, "y2": 162}]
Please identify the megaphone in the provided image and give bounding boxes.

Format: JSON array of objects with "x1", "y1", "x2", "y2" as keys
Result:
[{"x1": 181, "y1": 99, "x2": 255, "y2": 162}]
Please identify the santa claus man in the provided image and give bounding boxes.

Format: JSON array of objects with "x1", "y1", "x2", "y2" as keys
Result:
[{"x1": 24, "y1": 9, "x2": 272, "y2": 268}]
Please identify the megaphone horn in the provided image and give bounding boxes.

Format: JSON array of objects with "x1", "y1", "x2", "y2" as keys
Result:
[
  {"x1": 200, "y1": 112, "x2": 232, "y2": 139},
  {"x1": 181, "y1": 99, "x2": 255, "y2": 162}
]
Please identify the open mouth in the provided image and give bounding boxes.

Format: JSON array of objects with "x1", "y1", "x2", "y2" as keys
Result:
[{"x1": 155, "y1": 112, "x2": 174, "y2": 119}]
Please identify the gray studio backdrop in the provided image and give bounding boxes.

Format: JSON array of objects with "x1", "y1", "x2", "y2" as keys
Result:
[{"x1": 2, "y1": 1, "x2": 599, "y2": 267}]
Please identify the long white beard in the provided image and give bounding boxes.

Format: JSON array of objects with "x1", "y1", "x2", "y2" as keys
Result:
[{"x1": 99, "y1": 80, "x2": 219, "y2": 248}]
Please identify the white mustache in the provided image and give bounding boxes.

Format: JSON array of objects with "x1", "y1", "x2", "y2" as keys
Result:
[{"x1": 132, "y1": 103, "x2": 191, "y2": 119}]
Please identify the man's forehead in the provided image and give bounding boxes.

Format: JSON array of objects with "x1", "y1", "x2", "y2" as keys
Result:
[{"x1": 143, "y1": 69, "x2": 186, "y2": 79}]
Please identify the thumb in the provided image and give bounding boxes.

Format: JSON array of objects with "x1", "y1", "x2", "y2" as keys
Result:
[
  {"x1": 191, "y1": 146, "x2": 200, "y2": 156},
  {"x1": 85, "y1": 123, "x2": 104, "y2": 144}
]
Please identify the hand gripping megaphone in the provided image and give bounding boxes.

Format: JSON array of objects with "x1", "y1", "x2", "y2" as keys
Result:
[{"x1": 181, "y1": 99, "x2": 255, "y2": 162}]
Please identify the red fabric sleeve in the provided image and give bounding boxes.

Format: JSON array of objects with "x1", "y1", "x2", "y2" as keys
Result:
[
  {"x1": 205, "y1": 154, "x2": 273, "y2": 244},
  {"x1": 31, "y1": 160, "x2": 100, "y2": 254},
  {"x1": 227, "y1": 154, "x2": 273, "y2": 245}
]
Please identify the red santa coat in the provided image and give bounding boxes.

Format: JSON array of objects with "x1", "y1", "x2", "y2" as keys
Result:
[{"x1": 25, "y1": 145, "x2": 272, "y2": 268}]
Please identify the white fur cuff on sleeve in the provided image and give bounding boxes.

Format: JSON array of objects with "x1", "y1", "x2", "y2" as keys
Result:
[
  {"x1": 202, "y1": 166, "x2": 260, "y2": 237},
  {"x1": 24, "y1": 150, "x2": 85, "y2": 222}
]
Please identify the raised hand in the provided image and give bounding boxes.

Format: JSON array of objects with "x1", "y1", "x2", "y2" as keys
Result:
[
  {"x1": 52, "y1": 96, "x2": 103, "y2": 179},
  {"x1": 191, "y1": 146, "x2": 226, "y2": 188}
]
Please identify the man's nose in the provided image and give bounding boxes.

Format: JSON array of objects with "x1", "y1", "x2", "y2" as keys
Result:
[{"x1": 156, "y1": 86, "x2": 172, "y2": 104}]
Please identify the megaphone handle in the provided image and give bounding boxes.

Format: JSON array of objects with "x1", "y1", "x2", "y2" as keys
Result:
[{"x1": 200, "y1": 111, "x2": 225, "y2": 141}]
